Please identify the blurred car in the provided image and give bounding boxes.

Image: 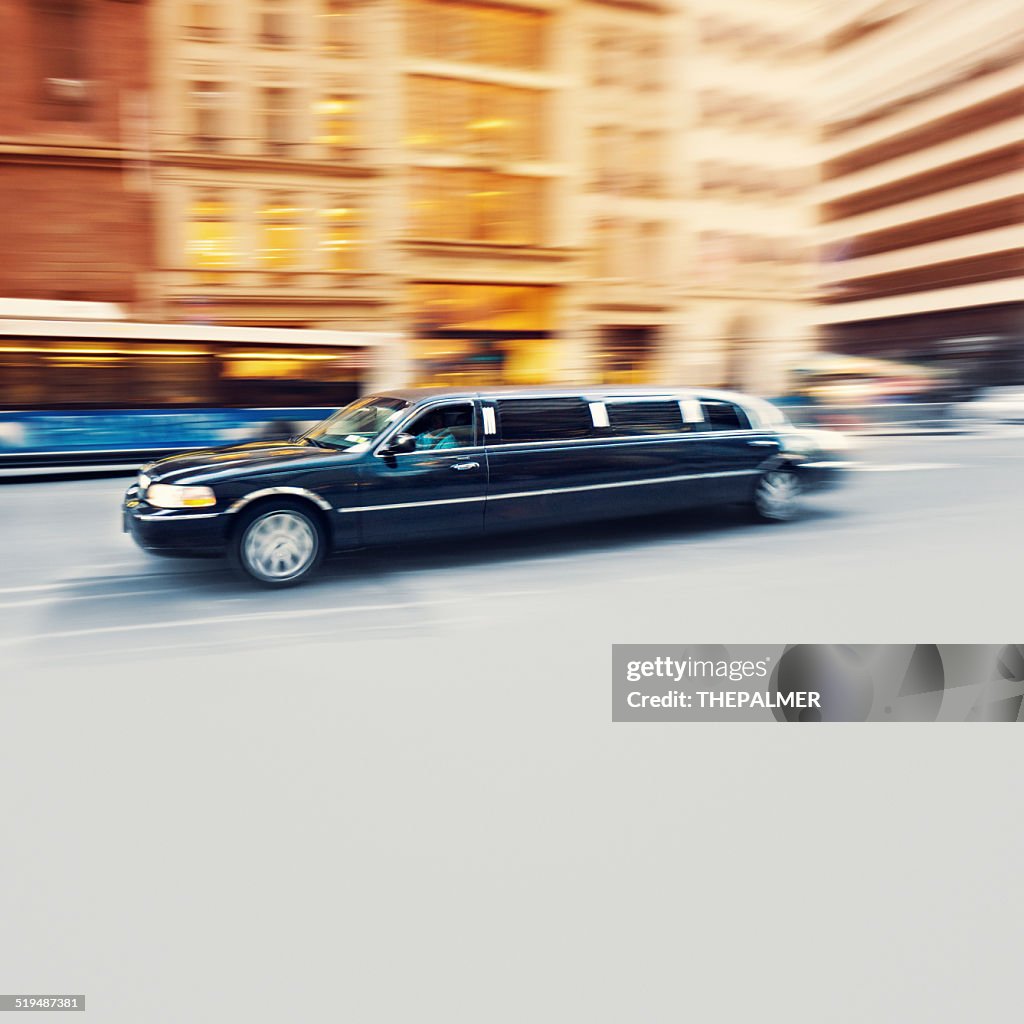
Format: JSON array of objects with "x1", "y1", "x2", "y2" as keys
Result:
[
  {"x1": 122, "y1": 386, "x2": 853, "y2": 587},
  {"x1": 956, "y1": 386, "x2": 1024, "y2": 427}
]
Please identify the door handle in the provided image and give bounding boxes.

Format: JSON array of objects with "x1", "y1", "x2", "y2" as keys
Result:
[
  {"x1": 451, "y1": 461, "x2": 480, "y2": 471},
  {"x1": 750, "y1": 440, "x2": 779, "y2": 447}
]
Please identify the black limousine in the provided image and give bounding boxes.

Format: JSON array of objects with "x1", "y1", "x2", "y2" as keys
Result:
[{"x1": 123, "y1": 387, "x2": 851, "y2": 586}]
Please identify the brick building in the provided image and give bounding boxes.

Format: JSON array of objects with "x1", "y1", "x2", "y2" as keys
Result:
[{"x1": 0, "y1": 0, "x2": 152, "y2": 306}]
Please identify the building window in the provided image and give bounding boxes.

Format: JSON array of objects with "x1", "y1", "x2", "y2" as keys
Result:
[
  {"x1": 259, "y1": 195, "x2": 304, "y2": 269},
  {"x1": 321, "y1": 0, "x2": 360, "y2": 56},
  {"x1": 33, "y1": 0, "x2": 90, "y2": 117},
  {"x1": 260, "y1": 87, "x2": 297, "y2": 154},
  {"x1": 408, "y1": 169, "x2": 542, "y2": 245},
  {"x1": 406, "y1": 1, "x2": 546, "y2": 70},
  {"x1": 640, "y1": 222, "x2": 665, "y2": 282},
  {"x1": 634, "y1": 131, "x2": 664, "y2": 195},
  {"x1": 593, "y1": 218, "x2": 619, "y2": 278},
  {"x1": 405, "y1": 76, "x2": 544, "y2": 161},
  {"x1": 320, "y1": 200, "x2": 364, "y2": 271},
  {"x1": 186, "y1": 193, "x2": 235, "y2": 271},
  {"x1": 315, "y1": 93, "x2": 360, "y2": 150},
  {"x1": 591, "y1": 33, "x2": 618, "y2": 88},
  {"x1": 638, "y1": 38, "x2": 663, "y2": 92},
  {"x1": 188, "y1": 80, "x2": 229, "y2": 150},
  {"x1": 183, "y1": 1, "x2": 224, "y2": 41},
  {"x1": 257, "y1": 0, "x2": 293, "y2": 46}
]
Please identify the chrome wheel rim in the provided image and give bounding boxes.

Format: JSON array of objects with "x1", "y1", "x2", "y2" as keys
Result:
[
  {"x1": 243, "y1": 511, "x2": 317, "y2": 580},
  {"x1": 755, "y1": 470, "x2": 802, "y2": 520}
]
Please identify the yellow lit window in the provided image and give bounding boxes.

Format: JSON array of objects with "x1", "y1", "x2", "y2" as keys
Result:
[
  {"x1": 186, "y1": 195, "x2": 235, "y2": 269},
  {"x1": 320, "y1": 201, "x2": 364, "y2": 271},
  {"x1": 259, "y1": 196, "x2": 304, "y2": 269},
  {"x1": 315, "y1": 94, "x2": 360, "y2": 149}
]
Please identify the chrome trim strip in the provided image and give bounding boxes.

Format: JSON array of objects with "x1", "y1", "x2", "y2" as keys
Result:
[
  {"x1": 479, "y1": 429, "x2": 769, "y2": 451},
  {"x1": 335, "y1": 469, "x2": 760, "y2": 513},
  {"x1": 226, "y1": 486, "x2": 333, "y2": 514},
  {"x1": 482, "y1": 407, "x2": 497, "y2": 435},
  {"x1": 338, "y1": 495, "x2": 487, "y2": 513},
  {"x1": 137, "y1": 512, "x2": 222, "y2": 521}
]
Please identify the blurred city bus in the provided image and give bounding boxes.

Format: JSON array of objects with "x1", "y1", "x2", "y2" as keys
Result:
[{"x1": 0, "y1": 304, "x2": 397, "y2": 472}]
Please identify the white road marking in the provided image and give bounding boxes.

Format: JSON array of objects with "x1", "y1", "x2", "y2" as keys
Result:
[
  {"x1": 0, "y1": 596, "x2": 467, "y2": 647},
  {"x1": 0, "y1": 589, "x2": 162, "y2": 611},
  {"x1": 852, "y1": 462, "x2": 959, "y2": 472}
]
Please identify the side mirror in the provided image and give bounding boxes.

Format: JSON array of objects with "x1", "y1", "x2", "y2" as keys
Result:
[{"x1": 385, "y1": 432, "x2": 417, "y2": 455}]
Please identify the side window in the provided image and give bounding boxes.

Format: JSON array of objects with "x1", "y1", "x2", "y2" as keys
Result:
[
  {"x1": 700, "y1": 400, "x2": 751, "y2": 431},
  {"x1": 606, "y1": 400, "x2": 684, "y2": 436},
  {"x1": 496, "y1": 398, "x2": 594, "y2": 443},
  {"x1": 404, "y1": 403, "x2": 476, "y2": 450}
]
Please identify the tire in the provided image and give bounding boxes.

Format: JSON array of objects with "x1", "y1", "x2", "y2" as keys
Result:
[
  {"x1": 228, "y1": 500, "x2": 325, "y2": 587},
  {"x1": 752, "y1": 468, "x2": 803, "y2": 522}
]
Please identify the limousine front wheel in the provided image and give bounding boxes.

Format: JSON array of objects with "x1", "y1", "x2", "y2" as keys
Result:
[
  {"x1": 753, "y1": 469, "x2": 803, "y2": 522},
  {"x1": 229, "y1": 501, "x2": 325, "y2": 587}
]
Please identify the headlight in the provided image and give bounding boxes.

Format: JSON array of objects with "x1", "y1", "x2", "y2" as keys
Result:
[
  {"x1": 137, "y1": 472, "x2": 151, "y2": 491},
  {"x1": 145, "y1": 483, "x2": 216, "y2": 509}
]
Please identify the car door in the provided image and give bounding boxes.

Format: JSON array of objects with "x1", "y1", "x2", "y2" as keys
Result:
[
  {"x1": 483, "y1": 396, "x2": 612, "y2": 531},
  {"x1": 592, "y1": 396, "x2": 710, "y2": 516},
  {"x1": 357, "y1": 399, "x2": 488, "y2": 543},
  {"x1": 692, "y1": 398, "x2": 780, "y2": 503}
]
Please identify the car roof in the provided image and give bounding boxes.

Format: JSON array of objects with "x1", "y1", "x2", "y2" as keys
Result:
[{"x1": 378, "y1": 384, "x2": 758, "y2": 405}]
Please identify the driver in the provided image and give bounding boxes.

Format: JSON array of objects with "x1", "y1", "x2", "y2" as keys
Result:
[{"x1": 413, "y1": 410, "x2": 458, "y2": 450}]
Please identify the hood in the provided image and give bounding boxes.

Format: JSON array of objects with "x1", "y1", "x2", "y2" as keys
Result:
[{"x1": 143, "y1": 441, "x2": 355, "y2": 485}]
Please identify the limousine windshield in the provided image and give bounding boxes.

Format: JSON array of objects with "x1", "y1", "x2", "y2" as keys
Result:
[{"x1": 301, "y1": 396, "x2": 410, "y2": 450}]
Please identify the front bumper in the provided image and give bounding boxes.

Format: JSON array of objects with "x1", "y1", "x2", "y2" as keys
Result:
[
  {"x1": 123, "y1": 483, "x2": 228, "y2": 555},
  {"x1": 797, "y1": 460, "x2": 853, "y2": 492}
]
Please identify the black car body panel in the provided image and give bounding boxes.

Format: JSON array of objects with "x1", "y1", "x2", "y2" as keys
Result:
[{"x1": 123, "y1": 386, "x2": 852, "y2": 561}]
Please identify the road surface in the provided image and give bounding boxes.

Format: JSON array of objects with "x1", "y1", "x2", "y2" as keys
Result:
[{"x1": 1, "y1": 431, "x2": 1022, "y2": 1024}]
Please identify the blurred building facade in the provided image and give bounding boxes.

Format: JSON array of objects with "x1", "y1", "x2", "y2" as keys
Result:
[
  {"x1": 141, "y1": 0, "x2": 825, "y2": 392},
  {"x1": 0, "y1": 0, "x2": 153, "y2": 305},
  {"x1": 682, "y1": 0, "x2": 821, "y2": 396},
  {"x1": 3, "y1": 1, "x2": 906, "y2": 398},
  {"x1": 816, "y1": 0, "x2": 1024, "y2": 388}
]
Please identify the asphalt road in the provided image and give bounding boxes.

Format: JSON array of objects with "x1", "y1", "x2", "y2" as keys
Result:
[
  {"x1": 1, "y1": 430, "x2": 1022, "y2": 664},
  {"x1": 2, "y1": 431, "x2": 1023, "y2": 1023}
]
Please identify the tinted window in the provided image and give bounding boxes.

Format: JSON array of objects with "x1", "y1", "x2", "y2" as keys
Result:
[
  {"x1": 404, "y1": 403, "x2": 476, "y2": 450},
  {"x1": 606, "y1": 400, "x2": 684, "y2": 436},
  {"x1": 496, "y1": 398, "x2": 594, "y2": 443},
  {"x1": 701, "y1": 400, "x2": 751, "y2": 431}
]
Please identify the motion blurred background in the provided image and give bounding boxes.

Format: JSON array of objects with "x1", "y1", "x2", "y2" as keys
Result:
[{"x1": 0, "y1": 0, "x2": 1021, "y2": 460}]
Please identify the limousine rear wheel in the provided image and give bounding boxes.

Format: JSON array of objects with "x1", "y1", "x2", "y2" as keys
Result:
[
  {"x1": 753, "y1": 468, "x2": 803, "y2": 522},
  {"x1": 229, "y1": 500, "x2": 325, "y2": 587}
]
